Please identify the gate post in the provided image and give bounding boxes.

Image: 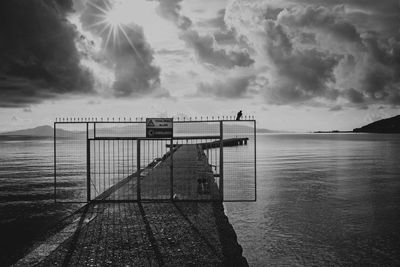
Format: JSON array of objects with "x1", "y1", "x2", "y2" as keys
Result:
[
  {"x1": 170, "y1": 138, "x2": 174, "y2": 201},
  {"x1": 219, "y1": 121, "x2": 224, "y2": 201},
  {"x1": 137, "y1": 139, "x2": 141, "y2": 201},
  {"x1": 86, "y1": 123, "x2": 91, "y2": 202},
  {"x1": 54, "y1": 122, "x2": 57, "y2": 203}
]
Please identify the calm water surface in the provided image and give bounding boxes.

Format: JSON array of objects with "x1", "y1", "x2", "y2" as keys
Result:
[
  {"x1": 1, "y1": 134, "x2": 400, "y2": 266},
  {"x1": 225, "y1": 133, "x2": 400, "y2": 266}
]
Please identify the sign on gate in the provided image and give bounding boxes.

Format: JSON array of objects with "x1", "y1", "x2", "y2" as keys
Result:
[{"x1": 146, "y1": 118, "x2": 173, "y2": 138}]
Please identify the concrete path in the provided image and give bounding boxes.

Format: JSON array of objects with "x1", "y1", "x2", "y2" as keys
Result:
[
  {"x1": 107, "y1": 144, "x2": 220, "y2": 201},
  {"x1": 13, "y1": 145, "x2": 247, "y2": 266}
]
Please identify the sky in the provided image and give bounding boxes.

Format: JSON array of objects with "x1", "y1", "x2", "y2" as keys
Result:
[{"x1": 0, "y1": 0, "x2": 399, "y2": 132}]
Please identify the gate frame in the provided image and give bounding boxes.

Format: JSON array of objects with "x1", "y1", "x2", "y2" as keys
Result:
[{"x1": 54, "y1": 119, "x2": 256, "y2": 203}]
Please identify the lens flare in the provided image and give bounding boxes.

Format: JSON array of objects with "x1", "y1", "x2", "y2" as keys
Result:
[{"x1": 87, "y1": 0, "x2": 144, "y2": 63}]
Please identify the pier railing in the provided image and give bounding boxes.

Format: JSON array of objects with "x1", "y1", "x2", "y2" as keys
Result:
[{"x1": 54, "y1": 118, "x2": 256, "y2": 202}]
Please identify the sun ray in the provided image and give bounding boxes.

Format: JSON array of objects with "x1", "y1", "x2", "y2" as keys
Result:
[
  {"x1": 104, "y1": 26, "x2": 113, "y2": 49},
  {"x1": 87, "y1": 1, "x2": 109, "y2": 15},
  {"x1": 118, "y1": 25, "x2": 145, "y2": 64}
]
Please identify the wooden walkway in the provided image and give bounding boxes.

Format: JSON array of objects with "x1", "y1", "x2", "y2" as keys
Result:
[{"x1": 13, "y1": 145, "x2": 247, "y2": 266}]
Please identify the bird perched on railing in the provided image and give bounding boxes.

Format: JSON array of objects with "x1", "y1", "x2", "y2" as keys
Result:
[{"x1": 236, "y1": 110, "x2": 243, "y2": 120}]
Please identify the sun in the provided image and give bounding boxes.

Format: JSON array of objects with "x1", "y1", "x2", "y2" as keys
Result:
[
  {"x1": 103, "y1": 1, "x2": 132, "y2": 28},
  {"x1": 87, "y1": 0, "x2": 148, "y2": 62}
]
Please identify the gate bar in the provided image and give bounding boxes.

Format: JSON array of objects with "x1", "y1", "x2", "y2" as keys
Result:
[
  {"x1": 254, "y1": 120, "x2": 257, "y2": 202},
  {"x1": 170, "y1": 138, "x2": 173, "y2": 200},
  {"x1": 54, "y1": 122, "x2": 56, "y2": 203},
  {"x1": 137, "y1": 139, "x2": 141, "y2": 201},
  {"x1": 87, "y1": 123, "x2": 91, "y2": 202},
  {"x1": 219, "y1": 121, "x2": 223, "y2": 200}
]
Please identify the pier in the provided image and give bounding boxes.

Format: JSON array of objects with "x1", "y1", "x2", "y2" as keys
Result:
[
  {"x1": 167, "y1": 137, "x2": 249, "y2": 149},
  {"x1": 14, "y1": 144, "x2": 249, "y2": 266}
]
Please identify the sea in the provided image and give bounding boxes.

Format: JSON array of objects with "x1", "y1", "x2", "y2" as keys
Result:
[{"x1": 1, "y1": 133, "x2": 400, "y2": 266}]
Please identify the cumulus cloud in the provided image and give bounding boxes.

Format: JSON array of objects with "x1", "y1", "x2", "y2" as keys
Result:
[
  {"x1": 110, "y1": 26, "x2": 161, "y2": 97},
  {"x1": 224, "y1": 0, "x2": 400, "y2": 107},
  {"x1": 262, "y1": 20, "x2": 340, "y2": 104},
  {"x1": 78, "y1": 0, "x2": 162, "y2": 97},
  {"x1": 0, "y1": 0, "x2": 94, "y2": 107},
  {"x1": 156, "y1": 0, "x2": 192, "y2": 30},
  {"x1": 278, "y1": 5, "x2": 362, "y2": 43},
  {"x1": 180, "y1": 30, "x2": 254, "y2": 68},
  {"x1": 156, "y1": 0, "x2": 254, "y2": 69},
  {"x1": 197, "y1": 74, "x2": 256, "y2": 98}
]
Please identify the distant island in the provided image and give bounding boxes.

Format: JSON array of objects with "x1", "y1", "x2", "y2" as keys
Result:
[
  {"x1": 313, "y1": 130, "x2": 353, "y2": 133},
  {"x1": 353, "y1": 115, "x2": 400, "y2": 133}
]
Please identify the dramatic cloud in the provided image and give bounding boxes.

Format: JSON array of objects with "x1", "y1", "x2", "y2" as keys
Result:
[
  {"x1": 180, "y1": 30, "x2": 254, "y2": 68},
  {"x1": 1, "y1": 0, "x2": 399, "y2": 110},
  {"x1": 110, "y1": 26, "x2": 161, "y2": 97},
  {"x1": 156, "y1": 0, "x2": 254, "y2": 69},
  {"x1": 0, "y1": 0, "x2": 93, "y2": 107},
  {"x1": 156, "y1": 0, "x2": 192, "y2": 30},
  {"x1": 224, "y1": 0, "x2": 400, "y2": 107},
  {"x1": 278, "y1": 6, "x2": 362, "y2": 44},
  {"x1": 78, "y1": 0, "x2": 162, "y2": 97},
  {"x1": 343, "y1": 88, "x2": 365, "y2": 104},
  {"x1": 197, "y1": 9, "x2": 250, "y2": 48},
  {"x1": 261, "y1": 20, "x2": 340, "y2": 104},
  {"x1": 197, "y1": 74, "x2": 256, "y2": 98}
]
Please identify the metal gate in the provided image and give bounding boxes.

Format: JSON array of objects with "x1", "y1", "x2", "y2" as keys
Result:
[{"x1": 54, "y1": 118, "x2": 256, "y2": 202}]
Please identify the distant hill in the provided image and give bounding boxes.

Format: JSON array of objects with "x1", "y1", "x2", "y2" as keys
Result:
[
  {"x1": 0, "y1": 125, "x2": 76, "y2": 138},
  {"x1": 353, "y1": 115, "x2": 400, "y2": 133}
]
